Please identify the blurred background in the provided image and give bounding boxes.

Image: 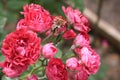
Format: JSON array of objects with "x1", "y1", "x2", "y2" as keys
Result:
[{"x1": 0, "y1": 0, "x2": 120, "y2": 80}]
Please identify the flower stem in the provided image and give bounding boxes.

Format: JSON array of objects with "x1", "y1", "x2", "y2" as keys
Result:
[
  {"x1": 39, "y1": 75, "x2": 46, "y2": 80},
  {"x1": 66, "y1": 45, "x2": 75, "y2": 54},
  {"x1": 42, "y1": 32, "x2": 53, "y2": 43}
]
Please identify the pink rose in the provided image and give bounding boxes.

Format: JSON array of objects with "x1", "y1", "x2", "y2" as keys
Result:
[
  {"x1": 17, "y1": 19, "x2": 28, "y2": 30},
  {"x1": 2, "y1": 29, "x2": 41, "y2": 64},
  {"x1": 68, "y1": 64, "x2": 89, "y2": 80},
  {"x1": 62, "y1": 29, "x2": 76, "y2": 40},
  {"x1": 46, "y1": 58, "x2": 68, "y2": 80},
  {"x1": 66, "y1": 57, "x2": 78, "y2": 70},
  {"x1": 27, "y1": 74, "x2": 39, "y2": 80},
  {"x1": 74, "y1": 67, "x2": 89, "y2": 80},
  {"x1": 74, "y1": 47, "x2": 81, "y2": 56},
  {"x1": 1, "y1": 61, "x2": 28, "y2": 78},
  {"x1": 73, "y1": 32, "x2": 90, "y2": 47},
  {"x1": 62, "y1": 6, "x2": 90, "y2": 33},
  {"x1": 75, "y1": 46, "x2": 101, "y2": 74},
  {"x1": 42, "y1": 43, "x2": 57, "y2": 58},
  {"x1": 80, "y1": 46, "x2": 101, "y2": 74},
  {"x1": 17, "y1": 4, "x2": 53, "y2": 33}
]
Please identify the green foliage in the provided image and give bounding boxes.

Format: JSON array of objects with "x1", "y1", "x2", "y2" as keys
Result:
[
  {"x1": 2, "y1": 76, "x2": 18, "y2": 80},
  {"x1": 0, "y1": 67, "x2": 3, "y2": 79},
  {"x1": 0, "y1": 16, "x2": 7, "y2": 29},
  {"x1": 71, "y1": 0, "x2": 84, "y2": 12},
  {"x1": 7, "y1": 0, "x2": 27, "y2": 10},
  {"x1": 41, "y1": 78, "x2": 47, "y2": 80},
  {"x1": 39, "y1": 0, "x2": 84, "y2": 15},
  {"x1": 39, "y1": 0, "x2": 67, "y2": 16},
  {"x1": 55, "y1": 48, "x2": 62, "y2": 58},
  {"x1": 0, "y1": 0, "x2": 84, "y2": 23},
  {"x1": 0, "y1": 16, "x2": 7, "y2": 48},
  {"x1": 0, "y1": 16, "x2": 7, "y2": 79},
  {"x1": 0, "y1": 55, "x2": 4, "y2": 62},
  {"x1": 0, "y1": 0, "x2": 27, "y2": 22}
]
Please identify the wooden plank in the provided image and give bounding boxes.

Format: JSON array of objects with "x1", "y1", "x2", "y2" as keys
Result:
[{"x1": 84, "y1": 8, "x2": 120, "y2": 51}]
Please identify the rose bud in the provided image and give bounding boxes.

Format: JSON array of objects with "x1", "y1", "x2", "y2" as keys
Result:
[
  {"x1": 62, "y1": 29, "x2": 76, "y2": 40},
  {"x1": 42, "y1": 43, "x2": 57, "y2": 58},
  {"x1": 73, "y1": 32, "x2": 90, "y2": 47},
  {"x1": 66, "y1": 57, "x2": 78, "y2": 70}
]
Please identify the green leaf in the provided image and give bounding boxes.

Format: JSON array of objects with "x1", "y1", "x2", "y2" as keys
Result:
[
  {"x1": 39, "y1": 0, "x2": 56, "y2": 14},
  {"x1": 39, "y1": 0, "x2": 67, "y2": 15},
  {"x1": 0, "y1": 31, "x2": 6, "y2": 41},
  {"x1": 67, "y1": 51, "x2": 75, "y2": 58},
  {"x1": 7, "y1": 0, "x2": 27, "y2": 10},
  {"x1": 0, "y1": 55, "x2": 5, "y2": 62},
  {"x1": 0, "y1": 16, "x2": 7, "y2": 48},
  {"x1": 54, "y1": 0, "x2": 67, "y2": 16},
  {"x1": 2, "y1": 76, "x2": 18, "y2": 80},
  {"x1": 0, "y1": 16, "x2": 7, "y2": 29},
  {"x1": 6, "y1": 12, "x2": 18, "y2": 22},
  {"x1": 88, "y1": 75, "x2": 96, "y2": 80},
  {"x1": 62, "y1": 51, "x2": 75, "y2": 63},
  {"x1": 0, "y1": 68, "x2": 4, "y2": 79},
  {"x1": 0, "y1": 2, "x2": 3, "y2": 11},
  {"x1": 71, "y1": 0, "x2": 84, "y2": 12},
  {"x1": 55, "y1": 48, "x2": 62, "y2": 58},
  {"x1": 18, "y1": 70, "x2": 28, "y2": 80},
  {"x1": 41, "y1": 78, "x2": 47, "y2": 80},
  {"x1": 0, "y1": 29, "x2": 7, "y2": 48}
]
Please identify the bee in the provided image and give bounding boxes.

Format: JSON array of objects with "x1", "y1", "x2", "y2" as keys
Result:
[{"x1": 52, "y1": 16, "x2": 67, "y2": 32}]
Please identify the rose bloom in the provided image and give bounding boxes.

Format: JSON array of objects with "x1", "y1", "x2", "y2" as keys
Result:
[
  {"x1": 73, "y1": 32, "x2": 90, "y2": 47},
  {"x1": 74, "y1": 67, "x2": 89, "y2": 80},
  {"x1": 66, "y1": 57, "x2": 78, "y2": 70},
  {"x1": 62, "y1": 6, "x2": 90, "y2": 33},
  {"x1": 75, "y1": 46, "x2": 101, "y2": 74},
  {"x1": 42, "y1": 43, "x2": 57, "y2": 58},
  {"x1": 17, "y1": 4, "x2": 53, "y2": 33},
  {"x1": 0, "y1": 60, "x2": 28, "y2": 78},
  {"x1": 27, "y1": 74, "x2": 39, "y2": 80},
  {"x1": 2, "y1": 29, "x2": 41, "y2": 64},
  {"x1": 68, "y1": 64, "x2": 89, "y2": 80},
  {"x1": 46, "y1": 58, "x2": 68, "y2": 80},
  {"x1": 62, "y1": 29, "x2": 76, "y2": 40}
]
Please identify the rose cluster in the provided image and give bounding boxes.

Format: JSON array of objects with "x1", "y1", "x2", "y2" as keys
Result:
[{"x1": 0, "y1": 4, "x2": 100, "y2": 80}]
